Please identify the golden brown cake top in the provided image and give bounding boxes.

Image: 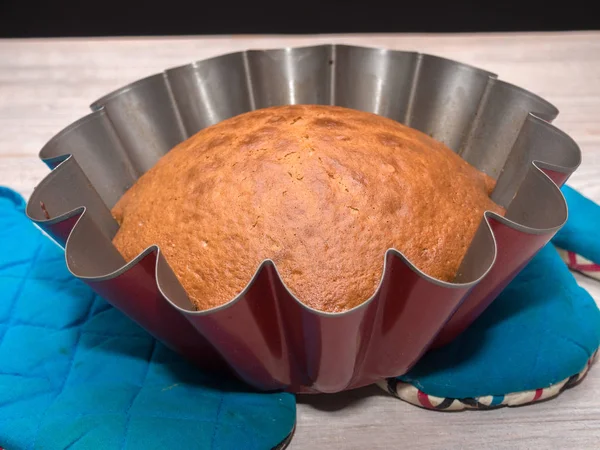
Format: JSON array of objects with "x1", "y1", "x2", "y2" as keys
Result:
[{"x1": 112, "y1": 105, "x2": 504, "y2": 312}]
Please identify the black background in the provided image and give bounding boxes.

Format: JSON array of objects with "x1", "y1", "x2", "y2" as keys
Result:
[{"x1": 1, "y1": 0, "x2": 598, "y2": 38}]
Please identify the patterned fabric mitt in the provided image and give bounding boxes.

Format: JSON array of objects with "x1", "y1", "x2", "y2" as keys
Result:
[{"x1": 381, "y1": 185, "x2": 600, "y2": 411}]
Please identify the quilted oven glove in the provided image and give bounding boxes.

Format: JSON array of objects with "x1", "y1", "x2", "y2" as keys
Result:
[
  {"x1": 0, "y1": 188, "x2": 295, "y2": 450},
  {"x1": 383, "y1": 185, "x2": 600, "y2": 411},
  {"x1": 1, "y1": 185, "x2": 600, "y2": 448}
]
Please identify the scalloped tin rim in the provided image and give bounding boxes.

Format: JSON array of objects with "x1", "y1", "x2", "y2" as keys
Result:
[
  {"x1": 90, "y1": 73, "x2": 168, "y2": 111},
  {"x1": 39, "y1": 160, "x2": 568, "y2": 318},
  {"x1": 26, "y1": 44, "x2": 580, "y2": 318},
  {"x1": 494, "y1": 81, "x2": 559, "y2": 117},
  {"x1": 39, "y1": 109, "x2": 107, "y2": 160},
  {"x1": 92, "y1": 44, "x2": 500, "y2": 113}
]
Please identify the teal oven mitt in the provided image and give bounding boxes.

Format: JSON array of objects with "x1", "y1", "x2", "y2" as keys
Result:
[
  {"x1": 0, "y1": 188, "x2": 296, "y2": 450},
  {"x1": 382, "y1": 185, "x2": 600, "y2": 410}
]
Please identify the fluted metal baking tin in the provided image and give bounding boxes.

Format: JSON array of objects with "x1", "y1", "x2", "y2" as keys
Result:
[{"x1": 26, "y1": 45, "x2": 581, "y2": 393}]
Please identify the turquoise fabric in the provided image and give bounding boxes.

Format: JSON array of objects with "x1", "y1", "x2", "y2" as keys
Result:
[
  {"x1": 399, "y1": 185, "x2": 600, "y2": 398},
  {"x1": 0, "y1": 188, "x2": 296, "y2": 450},
  {"x1": 2, "y1": 182, "x2": 600, "y2": 447},
  {"x1": 554, "y1": 185, "x2": 600, "y2": 265}
]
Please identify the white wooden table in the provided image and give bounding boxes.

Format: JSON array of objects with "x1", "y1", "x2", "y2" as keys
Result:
[{"x1": 1, "y1": 32, "x2": 599, "y2": 449}]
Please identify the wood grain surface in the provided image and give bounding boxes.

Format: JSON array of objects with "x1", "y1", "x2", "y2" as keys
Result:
[{"x1": 1, "y1": 32, "x2": 599, "y2": 449}]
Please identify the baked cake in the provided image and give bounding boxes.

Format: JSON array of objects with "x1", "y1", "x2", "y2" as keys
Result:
[{"x1": 111, "y1": 105, "x2": 504, "y2": 312}]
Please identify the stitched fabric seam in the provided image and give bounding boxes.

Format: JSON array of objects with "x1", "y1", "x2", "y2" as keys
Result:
[
  {"x1": 5, "y1": 322, "x2": 146, "y2": 339},
  {"x1": 120, "y1": 339, "x2": 157, "y2": 450},
  {"x1": 0, "y1": 412, "x2": 220, "y2": 423},
  {"x1": 0, "y1": 259, "x2": 34, "y2": 272},
  {"x1": 29, "y1": 292, "x2": 97, "y2": 449},
  {"x1": 0, "y1": 275, "x2": 90, "y2": 283},
  {"x1": 0, "y1": 240, "x2": 43, "y2": 346},
  {"x1": 209, "y1": 393, "x2": 226, "y2": 450}
]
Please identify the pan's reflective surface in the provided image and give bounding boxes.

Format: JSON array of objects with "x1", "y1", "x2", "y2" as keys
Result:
[{"x1": 26, "y1": 45, "x2": 580, "y2": 393}]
